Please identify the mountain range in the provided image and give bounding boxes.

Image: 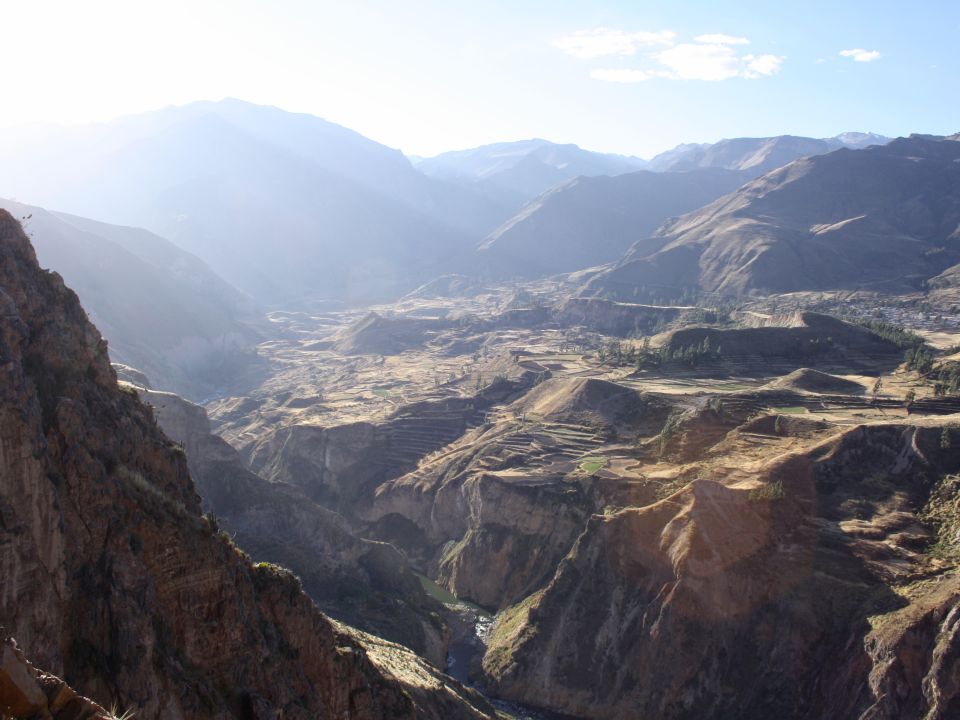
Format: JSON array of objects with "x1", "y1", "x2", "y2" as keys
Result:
[
  {"x1": 644, "y1": 132, "x2": 890, "y2": 173},
  {"x1": 414, "y1": 139, "x2": 647, "y2": 202},
  {"x1": 471, "y1": 133, "x2": 892, "y2": 280},
  {"x1": 582, "y1": 134, "x2": 960, "y2": 300},
  {"x1": 3, "y1": 93, "x2": 959, "y2": 720},
  {"x1": 413, "y1": 133, "x2": 890, "y2": 205},
  {"x1": 0, "y1": 100, "x2": 515, "y2": 305},
  {"x1": 0, "y1": 100, "x2": 902, "y2": 307},
  {"x1": 475, "y1": 168, "x2": 748, "y2": 278}
]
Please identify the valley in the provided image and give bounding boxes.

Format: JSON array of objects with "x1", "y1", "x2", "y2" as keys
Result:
[
  {"x1": 2, "y1": 95, "x2": 958, "y2": 719},
  {"x1": 176, "y1": 277, "x2": 959, "y2": 719}
]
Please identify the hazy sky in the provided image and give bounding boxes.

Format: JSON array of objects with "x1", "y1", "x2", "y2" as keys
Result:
[{"x1": 4, "y1": 0, "x2": 958, "y2": 158}]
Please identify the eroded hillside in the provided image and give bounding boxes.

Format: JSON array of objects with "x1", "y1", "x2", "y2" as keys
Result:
[{"x1": 198, "y1": 273, "x2": 959, "y2": 719}]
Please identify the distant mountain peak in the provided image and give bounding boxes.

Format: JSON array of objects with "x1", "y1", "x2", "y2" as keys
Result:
[
  {"x1": 415, "y1": 138, "x2": 647, "y2": 200},
  {"x1": 645, "y1": 132, "x2": 892, "y2": 174}
]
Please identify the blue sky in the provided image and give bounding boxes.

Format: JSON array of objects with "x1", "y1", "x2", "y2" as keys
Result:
[{"x1": 4, "y1": 0, "x2": 958, "y2": 157}]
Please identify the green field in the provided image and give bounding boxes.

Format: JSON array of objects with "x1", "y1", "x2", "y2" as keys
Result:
[{"x1": 579, "y1": 456, "x2": 608, "y2": 474}]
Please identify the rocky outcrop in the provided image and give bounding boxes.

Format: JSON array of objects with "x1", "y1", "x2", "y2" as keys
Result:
[
  {"x1": 365, "y1": 460, "x2": 594, "y2": 611},
  {"x1": 137, "y1": 386, "x2": 450, "y2": 666},
  {"x1": 112, "y1": 363, "x2": 152, "y2": 389},
  {"x1": 1, "y1": 638, "x2": 113, "y2": 720},
  {"x1": 0, "y1": 209, "x2": 495, "y2": 719},
  {"x1": 481, "y1": 423, "x2": 960, "y2": 719},
  {"x1": 0, "y1": 198, "x2": 259, "y2": 400}
]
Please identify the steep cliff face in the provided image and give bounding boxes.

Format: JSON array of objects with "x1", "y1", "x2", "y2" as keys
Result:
[
  {"x1": 0, "y1": 210, "x2": 494, "y2": 719},
  {"x1": 481, "y1": 423, "x2": 960, "y2": 720},
  {"x1": 138, "y1": 386, "x2": 450, "y2": 666},
  {"x1": 364, "y1": 379, "x2": 675, "y2": 610}
]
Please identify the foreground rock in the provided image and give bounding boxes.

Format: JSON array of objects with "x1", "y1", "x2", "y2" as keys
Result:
[
  {"x1": 0, "y1": 209, "x2": 495, "y2": 719},
  {"x1": 0, "y1": 638, "x2": 113, "y2": 720}
]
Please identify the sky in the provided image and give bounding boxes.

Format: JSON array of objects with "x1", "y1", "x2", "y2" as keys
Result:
[{"x1": 3, "y1": 0, "x2": 958, "y2": 158}]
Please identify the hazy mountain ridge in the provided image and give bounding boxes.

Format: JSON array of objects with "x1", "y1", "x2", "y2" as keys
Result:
[
  {"x1": 645, "y1": 132, "x2": 891, "y2": 173},
  {"x1": 475, "y1": 167, "x2": 749, "y2": 279},
  {"x1": 0, "y1": 104, "x2": 899, "y2": 305},
  {"x1": 465, "y1": 132, "x2": 895, "y2": 282},
  {"x1": 0, "y1": 100, "x2": 515, "y2": 305},
  {"x1": 0, "y1": 198, "x2": 256, "y2": 399},
  {"x1": 415, "y1": 138, "x2": 648, "y2": 201}
]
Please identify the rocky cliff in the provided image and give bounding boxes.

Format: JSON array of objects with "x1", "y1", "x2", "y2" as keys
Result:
[
  {"x1": 481, "y1": 423, "x2": 960, "y2": 719},
  {"x1": 0, "y1": 209, "x2": 495, "y2": 719},
  {"x1": 363, "y1": 379, "x2": 675, "y2": 610},
  {"x1": 0, "y1": 638, "x2": 113, "y2": 720}
]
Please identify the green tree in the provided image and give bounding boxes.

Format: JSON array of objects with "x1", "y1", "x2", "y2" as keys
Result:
[{"x1": 904, "y1": 389, "x2": 917, "y2": 414}]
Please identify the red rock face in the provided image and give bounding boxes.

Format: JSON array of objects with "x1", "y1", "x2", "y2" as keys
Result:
[{"x1": 0, "y1": 210, "x2": 494, "y2": 719}]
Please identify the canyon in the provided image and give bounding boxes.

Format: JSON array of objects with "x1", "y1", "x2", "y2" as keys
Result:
[{"x1": 1, "y1": 101, "x2": 958, "y2": 720}]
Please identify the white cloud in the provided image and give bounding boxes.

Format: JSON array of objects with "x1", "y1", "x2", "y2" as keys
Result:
[
  {"x1": 839, "y1": 48, "x2": 881, "y2": 62},
  {"x1": 694, "y1": 33, "x2": 749, "y2": 45},
  {"x1": 553, "y1": 28, "x2": 675, "y2": 59},
  {"x1": 557, "y1": 28, "x2": 783, "y2": 82},
  {"x1": 655, "y1": 42, "x2": 740, "y2": 80},
  {"x1": 590, "y1": 68, "x2": 654, "y2": 83},
  {"x1": 743, "y1": 54, "x2": 783, "y2": 78},
  {"x1": 653, "y1": 43, "x2": 783, "y2": 81}
]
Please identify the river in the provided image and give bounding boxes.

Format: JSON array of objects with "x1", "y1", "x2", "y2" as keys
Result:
[{"x1": 417, "y1": 574, "x2": 578, "y2": 720}]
